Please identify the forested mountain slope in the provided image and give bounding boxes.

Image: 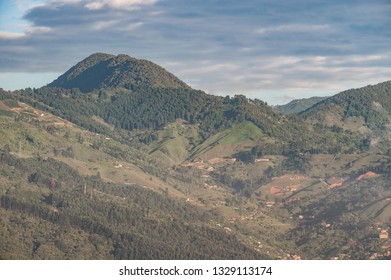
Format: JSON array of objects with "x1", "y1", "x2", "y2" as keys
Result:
[
  {"x1": 4, "y1": 86, "x2": 368, "y2": 159},
  {"x1": 299, "y1": 81, "x2": 391, "y2": 133},
  {"x1": 48, "y1": 53, "x2": 190, "y2": 92}
]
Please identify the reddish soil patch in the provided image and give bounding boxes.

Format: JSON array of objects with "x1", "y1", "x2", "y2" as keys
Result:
[
  {"x1": 356, "y1": 171, "x2": 377, "y2": 181},
  {"x1": 270, "y1": 186, "x2": 284, "y2": 195},
  {"x1": 329, "y1": 182, "x2": 343, "y2": 189}
]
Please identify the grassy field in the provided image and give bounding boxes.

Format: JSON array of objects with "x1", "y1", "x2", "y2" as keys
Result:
[
  {"x1": 219, "y1": 121, "x2": 265, "y2": 144},
  {"x1": 189, "y1": 121, "x2": 266, "y2": 160}
]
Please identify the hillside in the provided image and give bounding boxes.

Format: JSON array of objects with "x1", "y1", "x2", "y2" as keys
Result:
[
  {"x1": 48, "y1": 53, "x2": 190, "y2": 92},
  {"x1": 0, "y1": 98, "x2": 274, "y2": 259},
  {"x1": 273, "y1": 96, "x2": 328, "y2": 115},
  {"x1": 10, "y1": 86, "x2": 368, "y2": 160},
  {"x1": 299, "y1": 81, "x2": 391, "y2": 134},
  {"x1": 1, "y1": 54, "x2": 391, "y2": 260}
]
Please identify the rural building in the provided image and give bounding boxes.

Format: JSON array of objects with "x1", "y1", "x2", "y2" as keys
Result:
[
  {"x1": 255, "y1": 158, "x2": 270, "y2": 162},
  {"x1": 379, "y1": 229, "x2": 389, "y2": 239}
]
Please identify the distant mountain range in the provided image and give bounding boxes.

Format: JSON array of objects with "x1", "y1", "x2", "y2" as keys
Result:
[{"x1": 273, "y1": 96, "x2": 329, "y2": 115}]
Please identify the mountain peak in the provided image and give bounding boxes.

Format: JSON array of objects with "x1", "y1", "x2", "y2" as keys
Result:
[{"x1": 48, "y1": 53, "x2": 190, "y2": 92}]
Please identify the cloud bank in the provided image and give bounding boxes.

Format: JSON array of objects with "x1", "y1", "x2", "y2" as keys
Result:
[{"x1": 0, "y1": 0, "x2": 390, "y2": 104}]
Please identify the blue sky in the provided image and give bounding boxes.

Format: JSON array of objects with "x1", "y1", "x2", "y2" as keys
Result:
[{"x1": 0, "y1": 0, "x2": 390, "y2": 104}]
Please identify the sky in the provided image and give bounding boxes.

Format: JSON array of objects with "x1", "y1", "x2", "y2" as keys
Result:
[{"x1": 0, "y1": 0, "x2": 390, "y2": 104}]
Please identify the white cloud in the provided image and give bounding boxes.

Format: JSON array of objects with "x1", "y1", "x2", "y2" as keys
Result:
[
  {"x1": 0, "y1": 31, "x2": 25, "y2": 39},
  {"x1": 90, "y1": 20, "x2": 119, "y2": 30},
  {"x1": 48, "y1": 0, "x2": 158, "y2": 10},
  {"x1": 330, "y1": 55, "x2": 387, "y2": 66},
  {"x1": 55, "y1": 0, "x2": 82, "y2": 3},
  {"x1": 255, "y1": 24, "x2": 331, "y2": 35},
  {"x1": 89, "y1": 20, "x2": 143, "y2": 31},
  {"x1": 0, "y1": 26, "x2": 52, "y2": 40},
  {"x1": 1, "y1": 0, "x2": 390, "y2": 105},
  {"x1": 16, "y1": 0, "x2": 47, "y2": 12},
  {"x1": 158, "y1": 51, "x2": 391, "y2": 104},
  {"x1": 84, "y1": 0, "x2": 158, "y2": 11},
  {"x1": 26, "y1": 26, "x2": 53, "y2": 34},
  {"x1": 122, "y1": 22, "x2": 144, "y2": 31}
]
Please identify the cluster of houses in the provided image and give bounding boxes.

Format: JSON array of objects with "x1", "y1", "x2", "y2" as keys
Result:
[
  {"x1": 369, "y1": 251, "x2": 391, "y2": 260},
  {"x1": 181, "y1": 161, "x2": 215, "y2": 172},
  {"x1": 279, "y1": 253, "x2": 301, "y2": 260},
  {"x1": 368, "y1": 228, "x2": 390, "y2": 259}
]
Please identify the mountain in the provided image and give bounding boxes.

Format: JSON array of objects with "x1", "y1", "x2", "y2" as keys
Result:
[
  {"x1": 9, "y1": 52, "x2": 375, "y2": 157},
  {"x1": 48, "y1": 53, "x2": 190, "y2": 92},
  {"x1": 299, "y1": 81, "x2": 391, "y2": 134},
  {"x1": 273, "y1": 96, "x2": 329, "y2": 115},
  {"x1": 2, "y1": 54, "x2": 391, "y2": 260}
]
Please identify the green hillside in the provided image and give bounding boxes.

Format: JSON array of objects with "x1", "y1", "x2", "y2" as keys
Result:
[
  {"x1": 146, "y1": 121, "x2": 201, "y2": 165},
  {"x1": 299, "y1": 81, "x2": 391, "y2": 133},
  {"x1": 218, "y1": 121, "x2": 265, "y2": 144},
  {"x1": 189, "y1": 121, "x2": 266, "y2": 160},
  {"x1": 6, "y1": 85, "x2": 369, "y2": 159},
  {"x1": 0, "y1": 100, "x2": 271, "y2": 259},
  {"x1": 0, "y1": 152, "x2": 266, "y2": 259}
]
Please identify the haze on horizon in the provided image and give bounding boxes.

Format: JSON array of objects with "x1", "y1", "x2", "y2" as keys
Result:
[{"x1": 0, "y1": 0, "x2": 390, "y2": 104}]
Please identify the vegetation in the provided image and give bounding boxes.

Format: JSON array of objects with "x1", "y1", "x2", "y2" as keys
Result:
[
  {"x1": 0, "y1": 152, "x2": 265, "y2": 259},
  {"x1": 300, "y1": 81, "x2": 391, "y2": 132},
  {"x1": 1, "y1": 54, "x2": 390, "y2": 260},
  {"x1": 48, "y1": 53, "x2": 190, "y2": 92},
  {"x1": 5, "y1": 85, "x2": 369, "y2": 158}
]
